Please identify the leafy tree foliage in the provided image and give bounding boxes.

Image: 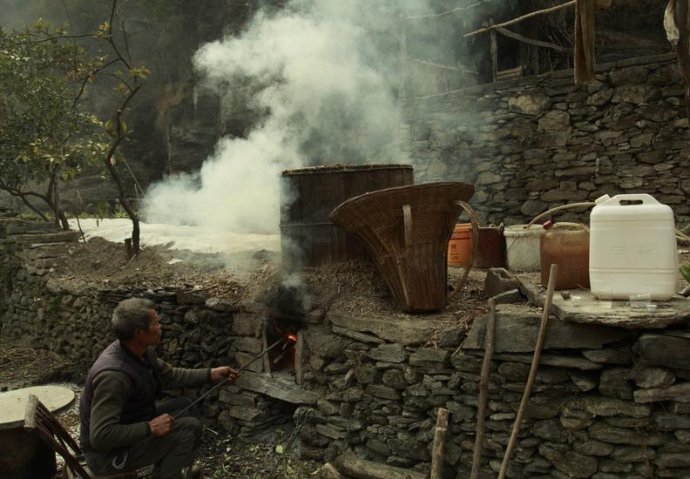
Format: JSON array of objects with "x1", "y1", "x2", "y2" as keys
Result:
[
  {"x1": 0, "y1": 1, "x2": 148, "y2": 255},
  {"x1": 0, "y1": 20, "x2": 103, "y2": 228}
]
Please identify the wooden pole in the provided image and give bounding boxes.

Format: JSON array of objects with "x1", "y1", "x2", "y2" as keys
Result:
[
  {"x1": 496, "y1": 26, "x2": 571, "y2": 53},
  {"x1": 470, "y1": 298, "x2": 497, "y2": 479},
  {"x1": 490, "y1": 19, "x2": 498, "y2": 82},
  {"x1": 430, "y1": 407, "x2": 449, "y2": 479},
  {"x1": 124, "y1": 238, "x2": 133, "y2": 260},
  {"x1": 497, "y1": 264, "x2": 559, "y2": 479},
  {"x1": 295, "y1": 332, "x2": 304, "y2": 385},
  {"x1": 464, "y1": 0, "x2": 576, "y2": 37},
  {"x1": 262, "y1": 331, "x2": 272, "y2": 376}
]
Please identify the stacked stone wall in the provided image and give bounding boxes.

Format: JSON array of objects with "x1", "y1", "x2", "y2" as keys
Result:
[
  {"x1": 301, "y1": 304, "x2": 690, "y2": 478},
  {"x1": 404, "y1": 53, "x2": 690, "y2": 227},
  {"x1": 0, "y1": 217, "x2": 288, "y2": 437},
  {"x1": 4, "y1": 219, "x2": 690, "y2": 478}
]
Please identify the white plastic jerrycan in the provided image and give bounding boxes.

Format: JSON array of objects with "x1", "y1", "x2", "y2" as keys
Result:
[{"x1": 589, "y1": 193, "x2": 678, "y2": 301}]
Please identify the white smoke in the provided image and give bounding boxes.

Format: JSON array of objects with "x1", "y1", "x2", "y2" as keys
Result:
[
  {"x1": 143, "y1": 129, "x2": 296, "y2": 233},
  {"x1": 142, "y1": 0, "x2": 438, "y2": 234}
]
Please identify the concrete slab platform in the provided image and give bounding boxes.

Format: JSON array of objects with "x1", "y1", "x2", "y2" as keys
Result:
[{"x1": 0, "y1": 385, "x2": 75, "y2": 430}]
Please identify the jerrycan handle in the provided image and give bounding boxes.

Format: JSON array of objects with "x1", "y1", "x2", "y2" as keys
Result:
[{"x1": 595, "y1": 193, "x2": 659, "y2": 206}]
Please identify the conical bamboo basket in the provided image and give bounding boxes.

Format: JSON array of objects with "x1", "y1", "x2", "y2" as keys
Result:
[{"x1": 330, "y1": 182, "x2": 474, "y2": 313}]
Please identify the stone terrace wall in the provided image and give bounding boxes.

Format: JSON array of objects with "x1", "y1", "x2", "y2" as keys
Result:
[
  {"x1": 403, "y1": 53, "x2": 690, "y2": 227},
  {"x1": 4, "y1": 217, "x2": 690, "y2": 478},
  {"x1": 301, "y1": 294, "x2": 690, "y2": 479},
  {"x1": 0, "y1": 217, "x2": 305, "y2": 438}
]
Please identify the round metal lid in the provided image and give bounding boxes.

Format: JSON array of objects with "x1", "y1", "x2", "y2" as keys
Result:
[{"x1": 0, "y1": 385, "x2": 76, "y2": 430}]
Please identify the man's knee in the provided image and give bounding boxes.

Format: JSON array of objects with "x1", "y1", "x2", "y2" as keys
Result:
[{"x1": 175, "y1": 417, "x2": 202, "y2": 448}]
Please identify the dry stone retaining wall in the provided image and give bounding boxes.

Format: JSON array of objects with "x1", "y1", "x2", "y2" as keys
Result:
[
  {"x1": 4, "y1": 219, "x2": 690, "y2": 477},
  {"x1": 0, "y1": 217, "x2": 291, "y2": 438},
  {"x1": 300, "y1": 301, "x2": 690, "y2": 478},
  {"x1": 404, "y1": 53, "x2": 690, "y2": 227}
]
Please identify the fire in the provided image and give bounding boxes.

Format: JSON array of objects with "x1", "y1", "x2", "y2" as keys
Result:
[{"x1": 287, "y1": 333, "x2": 298, "y2": 343}]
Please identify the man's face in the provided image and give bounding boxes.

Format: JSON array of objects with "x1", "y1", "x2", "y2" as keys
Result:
[{"x1": 138, "y1": 309, "x2": 162, "y2": 346}]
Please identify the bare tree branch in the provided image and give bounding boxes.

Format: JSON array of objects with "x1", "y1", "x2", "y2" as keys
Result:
[
  {"x1": 74, "y1": 58, "x2": 121, "y2": 107},
  {"x1": 0, "y1": 179, "x2": 49, "y2": 221},
  {"x1": 105, "y1": 0, "x2": 132, "y2": 71}
]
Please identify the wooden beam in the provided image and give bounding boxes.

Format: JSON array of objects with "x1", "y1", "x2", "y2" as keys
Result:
[
  {"x1": 407, "y1": 57, "x2": 478, "y2": 74},
  {"x1": 334, "y1": 449, "x2": 427, "y2": 479},
  {"x1": 496, "y1": 66, "x2": 524, "y2": 81},
  {"x1": 490, "y1": 19, "x2": 498, "y2": 82},
  {"x1": 261, "y1": 331, "x2": 271, "y2": 376},
  {"x1": 496, "y1": 27, "x2": 571, "y2": 53},
  {"x1": 430, "y1": 408, "x2": 449, "y2": 479},
  {"x1": 295, "y1": 333, "x2": 304, "y2": 385},
  {"x1": 464, "y1": 0, "x2": 576, "y2": 38}
]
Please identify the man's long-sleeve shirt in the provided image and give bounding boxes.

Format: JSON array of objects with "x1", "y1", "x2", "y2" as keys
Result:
[{"x1": 80, "y1": 340, "x2": 210, "y2": 452}]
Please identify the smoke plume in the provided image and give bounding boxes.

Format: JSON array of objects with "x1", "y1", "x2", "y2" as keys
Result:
[{"x1": 142, "y1": 0, "x2": 443, "y2": 234}]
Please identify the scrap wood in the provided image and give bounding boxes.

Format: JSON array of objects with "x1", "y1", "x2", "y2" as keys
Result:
[
  {"x1": 497, "y1": 264, "x2": 559, "y2": 479},
  {"x1": 496, "y1": 27, "x2": 571, "y2": 53},
  {"x1": 317, "y1": 463, "x2": 347, "y2": 479},
  {"x1": 665, "y1": 0, "x2": 690, "y2": 118},
  {"x1": 430, "y1": 407, "x2": 449, "y2": 479},
  {"x1": 574, "y1": 0, "x2": 596, "y2": 84},
  {"x1": 333, "y1": 449, "x2": 426, "y2": 479}
]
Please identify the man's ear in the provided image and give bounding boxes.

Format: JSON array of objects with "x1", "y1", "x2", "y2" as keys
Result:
[{"x1": 132, "y1": 327, "x2": 147, "y2": 339}]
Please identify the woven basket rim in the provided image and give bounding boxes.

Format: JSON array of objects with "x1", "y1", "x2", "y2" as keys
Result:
[{"x1": 330, "y1": 181, "x2": 474, "y2": 223}]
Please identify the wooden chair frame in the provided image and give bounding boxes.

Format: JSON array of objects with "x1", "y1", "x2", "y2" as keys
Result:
[{"x1": 23, "y1": 394, "x2": 139, "y2": 479}]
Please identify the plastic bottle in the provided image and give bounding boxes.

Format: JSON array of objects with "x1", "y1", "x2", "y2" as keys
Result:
[{"x1": 589, "y1": 193, "x2": 677, "y2": 301}]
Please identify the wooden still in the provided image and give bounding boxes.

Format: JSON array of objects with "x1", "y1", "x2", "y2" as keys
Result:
[{"x1": 280, "y1": 164, "x2": 413, "y2": 267}]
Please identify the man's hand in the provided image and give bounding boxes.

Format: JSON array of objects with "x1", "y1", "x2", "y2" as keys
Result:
[
  {"x1": 210, "y1": 366, "x2": 239, "y2": 384},
  {"x1": 148, "y1": 413, "x2": 174, "y2": 437}
]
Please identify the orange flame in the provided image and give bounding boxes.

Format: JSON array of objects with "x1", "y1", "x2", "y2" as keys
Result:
[{"x1": 287, "y1": 333, "x2": 298, "y2": 343}]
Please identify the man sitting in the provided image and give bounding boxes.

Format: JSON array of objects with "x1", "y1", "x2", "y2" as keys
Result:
[{"x1": 79, "y1": 297, "x2": 238, "y2": 479}]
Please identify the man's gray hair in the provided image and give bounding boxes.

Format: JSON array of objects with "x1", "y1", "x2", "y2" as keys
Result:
[{"x1": 112, "y1": 298, "x2": 155, "y2": 340}]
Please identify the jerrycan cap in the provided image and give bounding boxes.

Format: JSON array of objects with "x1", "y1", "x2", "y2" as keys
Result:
[{"x1": 594, "y1": 194, "x2": 611, "y2": 205}]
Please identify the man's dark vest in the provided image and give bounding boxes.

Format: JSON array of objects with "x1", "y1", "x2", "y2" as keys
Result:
[{"x1": 79, "y1": 340, "x2": 161, "y2": 451}]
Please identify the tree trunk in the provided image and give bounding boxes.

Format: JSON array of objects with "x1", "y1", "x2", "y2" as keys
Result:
[{"x1": 58, "y1": 210, "x2": 69, "y2": 230}]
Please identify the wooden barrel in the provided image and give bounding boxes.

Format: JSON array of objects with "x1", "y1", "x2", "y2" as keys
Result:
[{"x1": 281, "y1": 165, "x2": 414, "y2": 267}]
